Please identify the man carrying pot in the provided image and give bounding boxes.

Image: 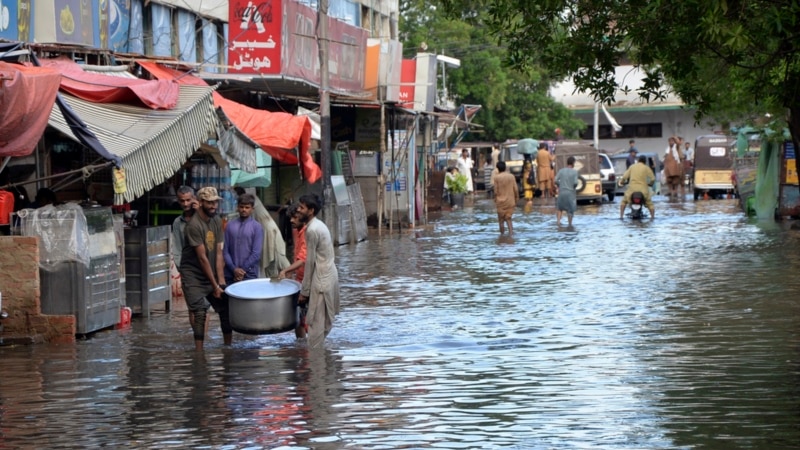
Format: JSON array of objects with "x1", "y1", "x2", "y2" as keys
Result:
[
  {"x1": 223, "y1": 192, "x2": 263, "y2": 285},
  {"x1": 296, "y1": 194, "x2": 340, "y2": 348},
  {"x1": 180, "y1": 186, "x2": 231, "y2": 350}
]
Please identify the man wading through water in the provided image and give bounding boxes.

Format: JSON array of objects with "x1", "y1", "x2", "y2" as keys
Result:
[
  {"x1": 296, "y1": 194, "x2": 340, "y2": 348},
  {"x1": 180, "y1": 187, "x2": 231, "y2": 350}
]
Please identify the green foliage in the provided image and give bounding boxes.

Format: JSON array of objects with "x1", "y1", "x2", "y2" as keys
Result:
[
  {"x1": 399, "y1": 0, "x2": 586, "y2": 142},
  {"x1": 438, "y1": 0, "x2": 800, "y2": 146},
  {"x1": 446, "y1": 173, "x2": 470, "y2": 193}
]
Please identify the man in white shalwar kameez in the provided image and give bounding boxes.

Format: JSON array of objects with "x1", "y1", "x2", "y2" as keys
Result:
[{"x1": 297, "y1": 194, "x2": 340, "y2": 348}]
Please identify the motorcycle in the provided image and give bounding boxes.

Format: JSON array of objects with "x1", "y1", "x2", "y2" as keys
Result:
[{"x1": 628, "y1": 190, "x2": 647, "y2": 220}]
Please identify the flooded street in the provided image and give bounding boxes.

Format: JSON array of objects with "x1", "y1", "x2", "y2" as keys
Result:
[{"x1": 2, "y1": 195, "x2": 800, "y2": 449}]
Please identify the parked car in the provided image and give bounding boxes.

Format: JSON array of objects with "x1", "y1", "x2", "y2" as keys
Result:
[
  {"x1": 610, "y1": 151, "x2": 662, "y2": 196},
  {"x1": 554, "y1": 141, "x2": 603, "y2": 203},
  {"x1": 599, "y1": 153, "x2": 616, "y2": 202}
]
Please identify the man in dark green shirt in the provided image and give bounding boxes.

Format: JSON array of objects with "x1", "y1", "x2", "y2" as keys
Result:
[{"x1": 180, "y1": 186, "x2": 230, "y2": 350}]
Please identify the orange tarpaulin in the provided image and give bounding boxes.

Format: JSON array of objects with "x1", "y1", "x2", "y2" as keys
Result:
[
  {"x1": 0, "y1": 62, "x2": 61, "y2": 157},
  {"x1": 137, "y1": 61, "x2": 321, "y2": 184}
]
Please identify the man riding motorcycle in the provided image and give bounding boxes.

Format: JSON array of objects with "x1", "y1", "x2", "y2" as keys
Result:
[{"x1": 619, "y1": 155, "x2": 656, "y2": 219}]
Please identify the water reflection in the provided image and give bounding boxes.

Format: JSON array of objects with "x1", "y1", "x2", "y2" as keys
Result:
[{"x1": 0, "y1": 196, "x2": 799, "y2": 448}]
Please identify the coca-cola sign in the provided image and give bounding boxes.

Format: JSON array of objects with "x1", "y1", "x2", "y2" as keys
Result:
[{"x1": 228, "y1": 0, "x2": 282, "y2": 74}]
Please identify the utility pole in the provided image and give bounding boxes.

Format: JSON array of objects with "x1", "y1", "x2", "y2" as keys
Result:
[{"x1": 318, "y1": 0, "x2": 332, "y2": 215}]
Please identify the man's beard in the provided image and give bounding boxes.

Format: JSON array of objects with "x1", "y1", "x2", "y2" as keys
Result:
[{"x1": 202, "y1": 204, "x2": 216, "y2": 217}]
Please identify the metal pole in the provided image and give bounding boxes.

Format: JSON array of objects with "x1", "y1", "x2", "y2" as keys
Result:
[
  {"x1": 378, "y1": 102, "x2": 386, "y2": 235},
  {"x1": 593, "y1": 102, "x2": 600, "y2": 149},
  {"x1": 318, "y1": 0, "x2": 332, "y2": 216}
]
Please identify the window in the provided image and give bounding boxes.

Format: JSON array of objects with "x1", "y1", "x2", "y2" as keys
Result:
[{"x1": 581, "y1": 123, "x2": 662, "y2": 140}]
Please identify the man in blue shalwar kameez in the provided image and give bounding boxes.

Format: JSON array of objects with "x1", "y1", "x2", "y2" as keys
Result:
[{"x1": 223, "y1": 193, "x2": 264, "y2": 285}]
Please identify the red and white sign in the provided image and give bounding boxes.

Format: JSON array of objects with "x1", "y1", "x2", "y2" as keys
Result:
[
  {"x1": 398, "y1": 59, "x2": 416, "y2": 108},
  {"x1": 284, "y1": 0, "x2": 367, "y2": 92},
  {"x1": 228, "y1": 0, "x2": 283, "y2": 74}
]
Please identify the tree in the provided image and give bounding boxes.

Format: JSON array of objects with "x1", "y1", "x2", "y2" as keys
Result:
[
  {"x1": 441, "y1": 0, "x2": 800, "y2": 154},
  {"x1": 399, "y1": 0, "x2": 585, "y2": 142}
]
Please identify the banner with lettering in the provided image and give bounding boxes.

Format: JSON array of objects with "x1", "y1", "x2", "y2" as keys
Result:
[
  {"x1": 228, "y1": 0, "x2": 282, "y2": 74},
  {"x1": 398, "y1": 59, "x2": 416, "y2": 108},
  {"x1": 283, "y1": 0, "x2": 366, "y2": 92}
]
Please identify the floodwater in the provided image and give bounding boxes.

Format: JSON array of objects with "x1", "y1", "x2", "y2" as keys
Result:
[{"x1": 2, "y1": 195, "x2": 800, "y2": 449}]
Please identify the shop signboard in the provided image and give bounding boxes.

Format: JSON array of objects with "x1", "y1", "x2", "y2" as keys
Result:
[
  {"x1": 107, "y1": 0, "x2": 130, "y2": 52},
  {"x1": 31, "y1": 0, "x2": 98, "y2": 46},
  {"x1": 228, "y1": 0, "x2": 282, "y2": 74},
  {"x1": 283, "y1": 0, "x2": 366, "y2": 92},
  {"x1": 0, "y1": 0, "x2": 32, "y2": 41},
  {"x1": 785, "y1": 141, "x2": 797, "y2": 184},
  {"x1": 354, "y1": 108, "x2": 380, "y2": 143},
  {"x1": 398, "y1": 59, "x2": 416, "y2": 109}
]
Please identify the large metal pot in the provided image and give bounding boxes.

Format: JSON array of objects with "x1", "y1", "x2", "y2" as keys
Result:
[{"x1": 225, "y1": 278, "x2": 301, "y2": 335}]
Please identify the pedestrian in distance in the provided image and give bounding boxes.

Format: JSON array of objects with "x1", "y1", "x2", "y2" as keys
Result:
[
  {"x1": 663, "y1": 136, "x2": 685, "y2": 200},
  {"x1": 443, "y1": 166, "x2": 459, "y2": 206},
  {"x1": 493, "y1": 161, "x2": 519, "y2": 235},
  {"x1": 522, "y1": 159, "x2": 535, "y2": 208},
  {"x1": 484, "y1": 156, "x2": 497, "y2": 199},
  {"x1": 683, "y1": 140, "x2": 694, "y2": 187},
  {"x1": 626, "y1": 140, "x2": 638, "y2": 168},
  {"x1": 180, "y1": 187, "x2": 231, "y2": 350},
  {"x1": 456, "y1": 149, "x2": 475, "y2": 195},
  {"x1": 296, "y1": 194, "x2": 340, "y2": 348},
  {"x1": 279, "y1": 203, "x2": 309, "y2": 339},
  {"x1": 536, "y1": 143, "x2": 555, "y2": 198},
  {"x1": 554, "y1": 156, "x2": 580, "y2": 226},
  {"x1": 223, "y1": 193, "x2": 263, "y2": 285}
]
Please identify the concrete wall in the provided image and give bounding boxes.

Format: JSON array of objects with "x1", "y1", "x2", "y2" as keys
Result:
[
  {"x1": 0, "y1": 237, "x2": 76, "y2": 344},
  {"x1": 573, "y1": 108, "x2": 720, "y2": 156}
]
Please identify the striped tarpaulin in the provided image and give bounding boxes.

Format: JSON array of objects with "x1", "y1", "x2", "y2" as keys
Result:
[
  {"x1": 48, "y1": 84, "x2": 217, "y2": 204},
  {"x1": 215, "y1": 107, "x2": 259, "y2": 173}
]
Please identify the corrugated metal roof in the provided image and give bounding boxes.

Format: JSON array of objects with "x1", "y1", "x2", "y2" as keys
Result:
[
  {"x1": 79, "y1": 64, "x2": 138, "y2": 78},
  {"x1": 48, "y1": 85, "x2": 218, "y2": 204}
]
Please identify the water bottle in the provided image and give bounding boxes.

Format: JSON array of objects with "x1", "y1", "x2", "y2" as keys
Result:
[
  {"x1": 197, "y1": 164, "x2": 207, "y2": 188},
  {"x1": 209, "y1": 165, "x2": 220, "y2": 190},
  {"x1": 220, "y1": 166, "x2": 231, "y2": 190},
  {"x1": 191, "y1": 165, "x2": 200, "y2": 188}
]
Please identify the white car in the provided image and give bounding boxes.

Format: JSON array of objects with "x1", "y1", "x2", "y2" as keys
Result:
[{"x1": 599, "y1": 153, "x2": 616, "y2": 202}]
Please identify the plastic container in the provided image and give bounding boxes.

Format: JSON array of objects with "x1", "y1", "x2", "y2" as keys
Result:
[
  {"x1": 116, "y1": 306, "x2": 132, "y2": 329},
  {"x1": 0, "y1": 190, "x2": 15, "y2": 225}
]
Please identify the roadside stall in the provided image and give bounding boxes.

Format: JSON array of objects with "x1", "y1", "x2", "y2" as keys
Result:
[{"x1": 19, "y1": 204, "x2": 122, "y2": 334}]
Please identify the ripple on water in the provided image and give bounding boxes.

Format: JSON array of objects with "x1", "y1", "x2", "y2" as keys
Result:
[{"x1": 1, "y1": 198, "x2": 799, "y2": 448}]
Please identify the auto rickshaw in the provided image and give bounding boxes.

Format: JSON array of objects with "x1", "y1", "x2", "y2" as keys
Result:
[
  {"x1": 554, "y1": 142, "x2": 603, "y2": 203},
  {"x1": 693, "y1": 135, "x2": 737, "y2": 200}
]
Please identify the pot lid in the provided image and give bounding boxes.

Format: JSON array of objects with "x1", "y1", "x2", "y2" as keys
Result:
[{"x1": 225, "y1": 278, "x2": 301, "y2": 299}]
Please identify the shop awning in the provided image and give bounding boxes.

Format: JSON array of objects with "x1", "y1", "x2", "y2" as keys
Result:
[
  {"x1": 40, "y1": 57, "x2": 179, "y2": 109},
  {"x1": 137, "y1": 61, "x2": 322, "y2": 184},
  {"x1": 0, "y1": 62, "x2": 62, "y2": 157},
  {"x1": 47, "y1": 84, "x2": 217, "y2": 205}
]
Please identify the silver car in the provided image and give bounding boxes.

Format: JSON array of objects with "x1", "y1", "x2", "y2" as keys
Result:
[
  {"x1": 610, "y1": 152, "x2": 662, "y2": 196},
  {"x1": 599, "y1": 153, "x2": 616, "y2": 202}
]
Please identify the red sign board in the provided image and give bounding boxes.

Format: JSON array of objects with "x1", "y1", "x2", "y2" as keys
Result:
[
  {"x1": 228, "y1": 0, "x2": 283, "y2": 74},
  {"x1": 284, "y1": 0, "x2": 366, "y2": 92},
  {"x1": 398, "y1": 59, "x2": 416, "y2": 108}
]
